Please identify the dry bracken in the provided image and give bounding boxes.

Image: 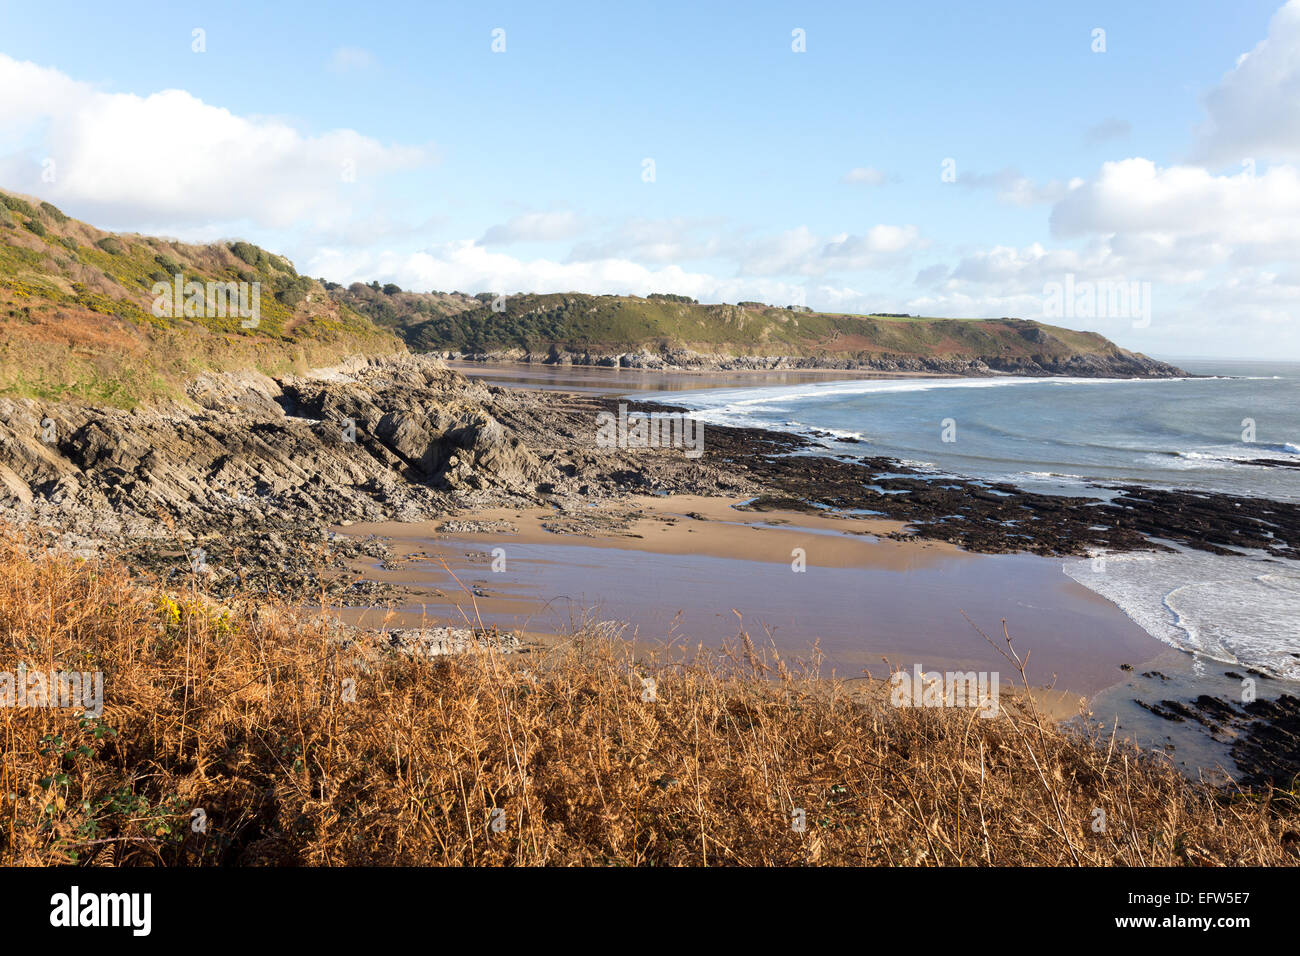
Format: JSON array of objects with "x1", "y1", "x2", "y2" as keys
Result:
[{"x1": 0, "y1": 527, "x2": 1295, "y2": 866}]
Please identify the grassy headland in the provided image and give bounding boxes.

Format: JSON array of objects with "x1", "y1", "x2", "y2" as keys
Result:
[
  {"x1": 359, "y1": 290, "x2": 1179, "y2": 375},
  {"x1": 0, "y1": 189, "x2": 403, "y2": 407},
  {"x1": 0, "y1": 188, "x2": 1181, "y2": 404}
]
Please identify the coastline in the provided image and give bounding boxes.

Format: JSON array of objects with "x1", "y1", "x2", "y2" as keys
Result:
[
  {"x1": 437, "y1": 341, "x2": 1186, "y2": 379},
  {"x1": 445, "y1": 358, "x2": 968, "y2": 393},
  {"x1": 331, "y1": 492, "x2": 1169, "y2": 702},
  {"x1": 2, "y1": 354, "x2": 1296, "y2": 784}
]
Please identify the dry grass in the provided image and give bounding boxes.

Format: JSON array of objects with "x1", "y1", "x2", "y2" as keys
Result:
[{"x1": 0, "y1": 528, "x2": 1296, "y2": 866}]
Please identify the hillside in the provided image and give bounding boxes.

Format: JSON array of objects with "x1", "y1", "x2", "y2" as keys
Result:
[
  {"x1": 377, "y1": 291, "x2": 1182, "y2": 377},
  {"x1": 0, "y1": 190, "x2": 1183, "y2": 408},
  {"x1": 326, "y1": 280, "x2": 481, "y2": 334},
  {"x1": 0, "y1": 189, "x2": 403, "y2": 407}
]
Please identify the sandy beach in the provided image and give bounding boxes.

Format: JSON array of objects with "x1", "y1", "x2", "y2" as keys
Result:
[
  {"x1": 445, "y1": 359, "x2": 959, "y2": 394},
  {"x1": 333, "y1": 492, "x2": 1167, "y2": 706}
]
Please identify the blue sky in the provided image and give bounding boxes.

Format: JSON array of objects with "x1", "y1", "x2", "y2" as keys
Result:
[{"x1": 2, "y1": 0, "x2": 1298, "y2": 359}]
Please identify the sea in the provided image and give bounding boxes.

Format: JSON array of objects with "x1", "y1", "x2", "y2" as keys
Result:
[{"x1": 641, "y1": 359, "x2": 1300, "y2": 681}]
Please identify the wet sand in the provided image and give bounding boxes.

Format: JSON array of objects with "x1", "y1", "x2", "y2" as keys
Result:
[
  {"x1": 333, "y1": 494, "x2": 1166, "y2": 702},
  {"x1": 446, "y1": 360, "x2": 953, "y2": 396}
]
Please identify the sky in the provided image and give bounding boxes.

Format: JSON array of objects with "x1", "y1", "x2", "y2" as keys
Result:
[{"x1": 1, "y1": 0, "x2": 1298, "y2": 360}]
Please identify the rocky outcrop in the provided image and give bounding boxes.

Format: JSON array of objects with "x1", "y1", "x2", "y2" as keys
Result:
[
  {"x1": 0, "y1": 355, "x2": 553, "y2": 541},
  {"x1": 442, "y1": 345, "x2": 1186, "y2": 379}
]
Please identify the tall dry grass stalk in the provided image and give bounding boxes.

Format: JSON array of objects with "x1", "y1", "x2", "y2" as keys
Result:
[{"x1": 0, "y1": 527, "x2": 1295, "y2": 866}]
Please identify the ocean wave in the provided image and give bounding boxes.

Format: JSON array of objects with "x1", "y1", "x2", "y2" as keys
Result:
[
  {"x1": 684, "y1": 406, "x2": 873, "y2": 447},
  {"x1": 674, "y1": 374, "x2": 1185, "y2": 416},
  {"x1": 1063, "y1": 550, "x2": 1300, "y2": 680},
  {"x1": 1019, "y1": 471, "x2": 1088, "y2": 482},
  {"x1": 1167, "y1": 443, "x2": 1300, "y2": 466},
  {"x1": 815, "y1": 427, "x2": 871, "y2": 442}
]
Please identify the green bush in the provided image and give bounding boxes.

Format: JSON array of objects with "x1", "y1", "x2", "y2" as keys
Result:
[
  {"x1": 229, "y1": 241, "x2": 262, "y2": 266},
  {"x1": 39, "y1": 201, "x2": 69, "y2": 225},
  {"x1": 24, "y1": 219, "x2": 47, "y2": 238},
  {"x1": 275, "y1": 274, "x2": 314, "y2": 309},
  {"x1": 96, "y1": 236, "x2": 125, "y2": 255},
  {"x1": 0, "y1": 195, "x2": 36, "y2": 218}
]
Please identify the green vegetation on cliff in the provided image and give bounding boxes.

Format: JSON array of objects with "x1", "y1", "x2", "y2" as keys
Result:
[
  {"x1": 0, "y1": 189, "x2": 403, "y2": 407},
  {"x1": 382, "y1": 291, "x2": 1171, "y2": 373},
  {"x1": 0, "y1": 187, "x2": 1179, "y2": 406}
]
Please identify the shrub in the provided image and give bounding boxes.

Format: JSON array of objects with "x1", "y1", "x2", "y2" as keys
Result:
[
  {"x1": 39, "y1": 201, "x2": 69, "y2": 225},
  {"x1": 96, "y1": 236, "x2": 125, "y2": 255},
  {"x1": 229, "y1": 241, "x2": 262, "y2": 266},
  {"x1": 0, "y1": 194, "x2": 36, "y2": 218},
  {"x1": 275, "y1": 274, "x2": 314, "y2": 309},
  {"x1": 23, "y1": 218, "x2": 46, "y2": 238}
]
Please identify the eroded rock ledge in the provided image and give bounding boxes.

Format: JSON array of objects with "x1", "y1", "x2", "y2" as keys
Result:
[
  {"x1": 441, "y1": 344, "x2": 1186, "y2": 379},
  {"x1": 0, "y1": 355, "x2": 1293, "y2": 603}
]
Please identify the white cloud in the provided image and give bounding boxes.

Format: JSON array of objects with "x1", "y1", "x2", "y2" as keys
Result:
[
  {"x1": 0, "y1": 54, "x2": 433, "y2": 231},
  {"x1": 842, "y1": 166, "x2": 888, "y2": 185},
  {"x1": 905, "y1": 200, "x2": 1300, "y2": 356},
  {"x1": 329, "y1": 47, "x2": 375, "y2": 72},
  {"x1": 479, "y1": 210, "x2": 588, "y2": 245},
  {"x1": 306, "y1": 240, "x2": 882, "y2": 312},
  {"x1": 1049, "y1": 158, "x2": 1300, "y2": 253},
  {"x1": 738, "y1": 224, "x2": 924, "y2": 276},
  {"x1": 959, "y1": 166, "x2": 1082, "y2": 206},
  {"x1": 567, "y1": 215, "x2": 728, "y2": 264},
  {"x1": 1196, "y1": 0, "x2": 1300, "y2": 164}
]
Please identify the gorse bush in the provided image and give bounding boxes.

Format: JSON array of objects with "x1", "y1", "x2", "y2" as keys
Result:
[
  {"x1": 229, "y1": 241, "x2": 262, "y2": 267},
  {"x1": 153, "y1": 253, "x2": 181, "y2": 275},
  {"x1": 39, "y1": 201, "x2": 69, "y2": 225},
  {"x1": 0, "y1": 527, "x2": 1295, "y2": 866},
  {"x1": 274, "y1": 274, "x2": 314, "y2": 309},
  {"x1": 0, "y1": 194, "x2": 36, "y2": 218}
]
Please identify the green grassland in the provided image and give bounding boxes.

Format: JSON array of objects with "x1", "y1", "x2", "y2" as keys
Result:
[
  {"x1": 0, "y1": 189, "x2": 403, "y2": 407},
  {"x1": 393, "y1": 290, "x2": 1125, "y2": 364},
  {"x1": 0, "y1": 188, "x2": 1161, "y2": 408}
]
